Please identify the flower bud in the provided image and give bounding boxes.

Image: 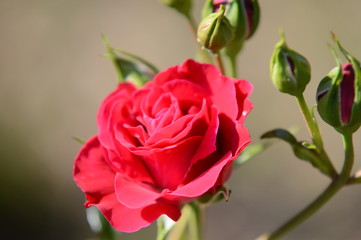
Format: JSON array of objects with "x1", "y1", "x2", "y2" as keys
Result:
[
  {"x1": 270, "y1": 31, "x2": 311, "y2": 96},
  {"x1": 159, "y1": 0, "x2": 191, "y2": 17},
  {"x1": 316, "y1": 37, "x2": 361, "y2": 133},
  {"x1": 197, "y1": 5, "x2": 234, "y2": 53},
  {"x1": 202, "y1": 0, "x2": 260, "y2": 56}
]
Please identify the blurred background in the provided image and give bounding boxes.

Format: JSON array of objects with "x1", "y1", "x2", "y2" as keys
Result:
[{"x1": 1, "y1": 0, "x2": 361, "y2": 239}]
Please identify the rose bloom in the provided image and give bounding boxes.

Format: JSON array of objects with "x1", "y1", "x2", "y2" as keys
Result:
[{"x1": 73, "y1": 59, "x2": 253, "y2": 232}]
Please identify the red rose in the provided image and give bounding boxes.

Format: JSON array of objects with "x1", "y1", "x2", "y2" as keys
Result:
[{"x1": 73, "y1": 59, "x2": 253, "y2": 232}]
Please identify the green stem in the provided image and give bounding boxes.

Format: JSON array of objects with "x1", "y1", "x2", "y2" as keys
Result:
[
  {"x1": 157, "y1": 203, "x2": 204, "y2": 240},
  {"x1": 188, "y1": 202, "x2": 204, "y2": 240},
  {"x1": 347, "y1": 175, "x2": 361, "y2": 185},
  {"x1": 296, "y1": 94, "x2": 322, "y2": 148},
  {"x1": 258, "y1": 132, "x2": 354, "y2": 240},
  {"x1": 225, "y1": 54, "x2": 238, "y2": 78},
  {"x1": 296, "y1": 94, "x2": 337, "y2": 178},
  {"x1": 215, "y1": 53, "x2": 225, "y2": 75},
  {"x1": 156, "y1": 217, "x2": 168, "y2": 240}
]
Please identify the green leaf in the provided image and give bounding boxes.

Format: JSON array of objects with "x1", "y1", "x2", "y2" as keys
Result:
[
  {"x1": 234, "y1": 140, "x2": 275, "y2": 168},
  {"x1": 101, "y1": 34, "x2": 158, "y2": 86},
  {"x1": 72, "y1": 136, "x2": 85, "y2": 144},
  {"x1": 261, "y1": 128, "x2": 333, "y2": 177},
  {"x1": 197, "y1": 185, "x2": 231, "y2": 205},
  {"x1": 101, "y1": 35, "x2": 126, "y2": 83},
  {"x1": 261, "y1": 128, "x2": 298, "y2": 144},
  {"x1": 113, "y1": 48, "x2": 159, "y2": 75}
]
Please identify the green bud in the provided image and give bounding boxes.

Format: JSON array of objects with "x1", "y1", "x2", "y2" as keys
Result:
[
  {"x1": 270, "y1": 31, "x2": 311, "y2": 96},
  {"x1": 202, "y1": 0, "x2": 260, "y2": 57},
  {"x1": 316, "y1": 34, "x2": 361, "y2": 134},
  {"x1": 197, "y1": 5, "x2": 234, "y2": 53},
  {"x1": 159, "y1": 0, "x2": 191, "y2": 17}
]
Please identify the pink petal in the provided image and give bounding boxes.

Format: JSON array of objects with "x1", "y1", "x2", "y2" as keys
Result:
[
  {"x1": 74, "y1": 137, "x2": 180, "y2": 233},
  {"x1": 131, "y1": 136, "x2": 203, "y2": 190},
  {"x1": 190, "y1": 106, "x2": 219, "y2": 164},
  {"x1": 170, "y1": 152, "x2": 233, "y2": 197},
  {"x1": 234, "y1": 124, "x2": 252, "y2": 157},
  {"x1": 234, "y1": 79, "x2": 254, "y2": 121},
  {"x1": 73, "y1": 136, "x2": 115, "y2": 204},
  {"x1": 105, "y1": 145, "x2": 155, "y2": 184},
  {"x1": 93, "y1": 193, "x2": 181, "y2": 233},
  {"x1": 141, "y1": 200, "x2": 181, "y2": 222},
  {"x1": 145, "y1": 99, "x2": 209, "y2": 147},
  {"x1": 154, "y1": 59, "x2": 239, "y2": 120},
  {"x1": 97, "y1": 83, "x2": 136, "y2": 150},
  {"x1": 115, "y1": 173, "x2": 162, "y2": 208}
]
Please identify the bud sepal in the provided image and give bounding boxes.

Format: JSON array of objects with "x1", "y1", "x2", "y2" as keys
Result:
[
  {"x1": 316, "y1": 34, "x2": 361, "y2": 134},
  {"x1": 202, "y1": 0, "x2": 260, "y2": 57},
  {"x1": 270, "y1": 31, "x2": 311, "y2": 96},
  {"x1": 197, "y1": 5, "x2": 234, "y2": 53},
  {"x1": 159, "y1": 0, "x2": 192, "y2": 17}
]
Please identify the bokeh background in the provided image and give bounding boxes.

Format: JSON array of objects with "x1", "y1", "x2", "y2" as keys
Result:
[{"x1": 1, "y1": 0, "x2": 361, "y2": 239}]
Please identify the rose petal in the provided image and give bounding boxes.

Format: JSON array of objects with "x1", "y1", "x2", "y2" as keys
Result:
[
  {"x1": 73, "y1": 136, "x2": 180, "y2": 233},
  {"x1": 170, "y1": 152, "x2": 233, "y2": 197},
  {"x1": 93, "y1": 193, "x2": 181, "y2": 233},
  {"x1": 73, "y1": 136, "x2": 115, "y2": 204},
  {"x1": 190, "y1": 106, "x2": 219, "y2": 163},
  {"x1": 144, "y1": 99, "x2": 209, "y2": 147},
  {"x1": 154, "y1": 59, "x2": 238, "y2": 120},
  {"x1": 105, "y1": 145, "x2": 155, "y2": 184},
  {"x1": 217, "y1": 113, "x2": 250, "y2": 155},
  {"x1": 141, "y1": 200, "x2": 181, "y2": 222},
  {"x1": 234, "y1": 79, "x2": 253, "y2": 121},
  {"x1": 115, "y1": 173, "x2": 161, "y2": 209},
  {"x1": 161, "y1": 79, "x2": 209, "y2": 112},
  {"x1": 131, "y1": 136, "x2": 203, "y2": 190},
  {"x1": 97, "y1": 83, "x2": 137, "y2": 150}
]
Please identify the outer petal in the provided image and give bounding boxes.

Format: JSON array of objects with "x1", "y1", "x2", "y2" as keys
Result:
[
  {"x1": 95, "y1": 193, "x2": 181, "y2": 233},
  {"x1": 97, "y1": 83, "x2": 136, "y2": 151},
  {"x1": 170, "y1": 152, "x2": 233, "y2": 197},
  {"x1": 73, "y1": 136, "x2": 115, "y2": 205},
  {"x1": 97, "y1": 83, "x2": 154, "y2": 184},
  {"x1": 234, "y1": 79, "x2": 254, "y2": 121},
  {"x1": 115, "y1": 173, "x2": 162, "y2": 209},
  {"x1": 73, "y1": 136, "x2": 181, "y2": 233}
]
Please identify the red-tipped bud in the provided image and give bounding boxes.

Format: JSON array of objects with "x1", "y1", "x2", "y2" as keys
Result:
[{"x1": 316, "y1": 35, "x2": 361, "y2": 134}]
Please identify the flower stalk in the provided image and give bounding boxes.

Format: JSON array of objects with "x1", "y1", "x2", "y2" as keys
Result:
[
  {"x1": 258, "y1": 132, "x2": 354, "y2": 240},
  {"x1": 295, "y1": 93, "x2": 337, "y2": 178},
  {"x1": 216, "y1": 53, "x2": 226, "y2": 75},
  {"x1": 157, "y1": 203, "x2": 204, "y2": 240},
  {"x1": 347, "y1": 175, "x2": 361, "y2": 185}
]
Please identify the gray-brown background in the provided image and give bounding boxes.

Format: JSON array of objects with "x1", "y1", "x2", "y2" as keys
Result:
[{"x1": 1, "y1": 0, "x2": 360, "y2": 239}]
